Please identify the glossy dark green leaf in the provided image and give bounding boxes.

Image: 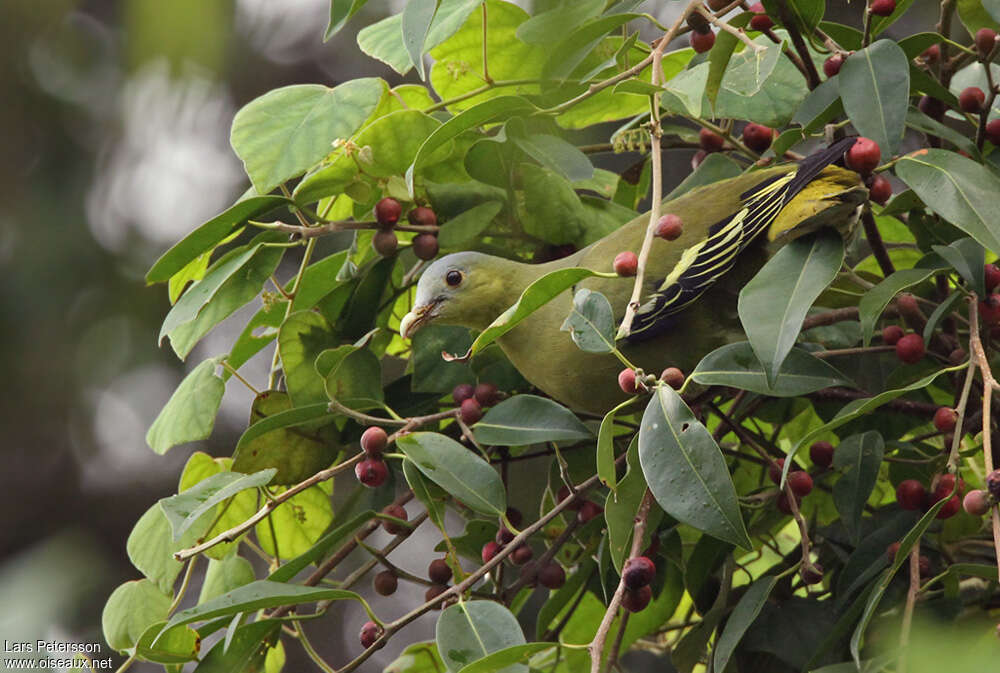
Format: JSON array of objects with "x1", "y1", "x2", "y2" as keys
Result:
[
  {"x1": 146, "y1": 358, "x2": 225, "y2": 454},
  {"x1": 512, "y1": 133, "x2": 593, "y2": 182},
  {"x1": 923, "y1": 290, "x2": 964, "y2": 345},
  {"x1": 638, "y1": 385, "x2": 751, "y2": 549},
  {"x1": 858, "y1": 268, "x2": 936, "y2": 347},
  {"x1": 933, "y1": 237, "x2": 985, "y2": 297},
  {"x1": 402, "y1": 0, "x2": 437, "y2": 80},
  {"x1": 436, "y1": 601, "x2": 527, "y2": 673},
  {"x1": 474, "y1": 395, "x2": 591, "y2": 445},
  {"x1": 691, "y1": 342, "x2": 853, "y2": 396},
  {"x1": 739, "y1": 231, "x2": 844, "y2": 385},
  {"x1": 792, "y1": 77, "x2": 842, "y2": 132},
  {"x1": 397, "y1": 432, "x2": 506, "y2": 516},
  {"x1": 762, "y1": 0, "x2": 825, "y2": 32},
  {"x1": 605, "y1": 438, "x2": 662, "y2": 572},
  {"x1": 560, "y1": 288, "x2": 615, "y2": 354},
  {"x1": 706, "y1": 12, "x2": 750, "y2": 107},
  {"x1": 438, "y1": 201, "x2": 504, "y2": 248},
  {"x1": 839, "y1": 40, "x2": 909, "y2": 159},
  {"x1": 193, "y1": 619, "x2": 280, "y2": 673},
  {"x1": 403, "y1": 459, "x2": 447, "y2": 532},
  {"x1": 597, "y1": 399, "x2": 634, "y2": 493},
  {"x1": 833, "y1": 431, "x2": 885, "y2": 544},
  {"x1": 712, "y1": 577, "x2": 778, "y2": 672},
  {"x1": 905, "y1": 109, "x2": 978, "y2": 157},
  {"x1": 897, "y1": 149, "x2": 1000, "y2": 255},
  {"x1": 159, "y1": 468, "x2": 275, "y2": 541}
]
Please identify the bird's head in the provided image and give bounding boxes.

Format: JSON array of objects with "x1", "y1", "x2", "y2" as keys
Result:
[{"x1": 399, "y1": 251, "x2": 522, "y2": 339}]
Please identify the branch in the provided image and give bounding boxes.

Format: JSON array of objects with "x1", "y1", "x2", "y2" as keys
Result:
[
  {"x1": 254, "y1": 219, "x2": 439, "y2": 239},
  {"x1": 861, "y1": 210, "x2": 895, "y2": 277},
  {"x1": 773, "y1": 0, "x2": 821, "y2": 89}
]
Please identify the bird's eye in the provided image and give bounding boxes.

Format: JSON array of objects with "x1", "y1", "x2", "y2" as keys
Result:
[{"x1": 445, "y1": 270, "x2": 463, "y2": 287}]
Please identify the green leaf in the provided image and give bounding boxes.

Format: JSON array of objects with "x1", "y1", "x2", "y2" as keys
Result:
[
  {"x1": 411, "y1": 325, "x2": 475, "y2": 393},
  {"x1": 542, "y1": 13, "x2": 639, "y2": 81},
  {"x1": 404, "y1": 459, "x2": 448, "y2": 532},
  {"x1": 102, "y1": 580, "x2": 172, "y2": 652},
  {"x1": 605, "y1": 438, "x2": 661, "y2": 572},
  {"x1": 739, "y1": 231, "x2": 844, "y2": 385},
  {"x1": 792, "y1": 77, "x2": 843, "y2": 132},
  {"x1": 665, "y1": 152, "x2": 743, "y2": 199},
  {"x1": 255, "y1": 484, "x2": 334, "y2": 559},
  {"x1": 512, "y1": 133, "x2": 593, "y2": 183},
  {"x1": 325, "y1": 0, "x2": 370, "y2": 40},
  {"x1": 225, "y1": 302, "x2": 286, "y2": 377},
  {"x1": 322, "y1": 345, "x2": 384, "y2": 412},
  {"x1": 167, "y1": 581, "x2": 360, "y2": 629},
  {"x1": 924, "y1": 290, "x2": 964, "y2": 345},
  {"x1": 474, "y1": 395, "x2": 592, "y2": 445},
  {"x1": 402, "y1": 0, "x2": 438, "y2": 80},
  {"x1": 957, "y1": 0, "x2": 1000, "y2": 35},
  {"x1": 385, "y1": 642, "x2": 447, "y2": 673},
  {"x1": 905, "y1": 108, "x2": 979, "y2": 158},
  {"x1": 435, "y1": 600, "x2": 527, "y2": 673},
  {"x1": 712, "y1": 577, "x2": 778, "y2": 672},
  {"x1": 933, "y1": 237, "x2": 985, "y2": 297},
  {"x1": 690, "y1": 342, "x2": 854, "y2": 396},
  {"x1": 870, "y1": 0, "x2": 916, "y2": 35},
  {"x1": 839, "y1": 40, "x2": 910, "y2": 159},
  {"x1": 146, "y1": 195, "x2": 290, "y2": 284},
  {"x1": 268, "y1": 510, "x2": 376, "y2": 583},
  {"x1": 858, "y1": 268, "x2": 936, "y2": 347},
  {"x1": 134, "y1": 622, "x2": 201, "y2": 664},
  {"x1": 706, "y1": 12, "x2": 751, "y2": 107},
  {"x1": 560, "y1": 288, "x2": 616, "y2": 353},
  {"x1": 896, "y1": 149, "x2": 1000, "y2": 255},
  {"x1": 230, "y1": 80, "x2": 383, "y2": 194},
  {"x1": 597, "y1": 399, "x2": 635, "y2": 493},
  {"x1": 126, "y1": 504, "x2": 192, "y2": 593},
  {"x1": 177, "y1": 453, "x2": 256, "y2": 560},
  {"x1": 234, "y1": 401, "x2": 331, "y2": 451},
  {"x1": 438, "y1": 201, "x2": 504, "y2": 248},
  {"x1": 278, "y1": 311, "x2": 336, "y2": 407},
  {"x1": 159, "y1": 469, "x2": 275, "y2": 541},
  {"x1": 638, "y1": 385, "x2": 751, "y2": 549},
  {"x1": 397, "y1": 432, "x2": 506, "y2": 516},
  {"x1": 833, "y1": 431, "x2": 885, "y2": 544},
  {"x1": 516, "y1": 0, "x2": 604, "y2": 44},
  {"x1": 199, "y1": 556, "x2": 257, "y2": 604},
  {"x1": 146, "y1": 358, "x2": 225, "y2": 454},
  {"x1": 193, "y1": 619, "x2": 281, "y2": 673},
  {"x1": 455, "y1": 644, "x2": 554, "y2": 673},
  {"x1": 722, "y1": 41, "x2": 783, "y2": 97}
]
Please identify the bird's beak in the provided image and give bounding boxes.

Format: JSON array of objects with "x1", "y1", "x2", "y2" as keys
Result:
[{"x1": 399, "y1": 302, "x2": 438, "y2": 340}]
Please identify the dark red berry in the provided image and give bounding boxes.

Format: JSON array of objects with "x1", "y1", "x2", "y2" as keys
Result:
[
  {"x1": 412, "y1": 233, "x2": 439, "y2": 261},
  {"x1": 987, "y1": 469, "x2": 1000, "y2": 499},
  {"x1": 742, "y1": 123, "x2": 774, "y2": 152},
  {"x1": 788, "y1": 471, "x2": 814, "y2": 497},
  {"x1": 699, "y1": 128, "x2": 724, "y2": 152},
  {"x1": 623, "y1": 556, "x2": 656, "y2": 590},
  {"x1": 361, "y1": 426, "x2": 388, "y2": 457},
  {"x1": 986, "y1": 119, "x2": 1000, "y2": 146},
  {"x1": 428, "y1": 559, "x2": 453, "y2": 584},
  {"x1": 869, "y1": 0, "x2": 896, "y2": 17},
  {"x1": 481, "y1": 541, "x2": 501, "y2": 564},
  {"x1": 474, "y1": 382, "x2": 500, "y2": 406},
  {"x1": 372, "y1": 229, "x2": 398, "y2": 256},
  {"x1": 425, "y1": 584, "x2": 449, "y2": 607},
  {"x1": 356, "y1": 458, "x2": 388, "y2": 488},
  {"x1": 959, "y1": 86, "x2": 986, "y2": 113},
  {"x1": 577, "y1": 500, "x2": 603, "y2": 523},
  {"x1": 618, "y1": 368, "x2": 637, "y2": 394},
  {"x1": 886, "y1": 542, "x2": 901, "y2": 562},
  {"x1": 932, "y1": 474, "x2": 964, "y2": 501},
  {"x1": 614, "y1": 251, "x2": 638, "y2": 277},
  {"x1": 949, "y1": 348, "x2": 968, "y2": 364},
  {"x1": 452, "y1": 383, "x2": 475, "y2": 403},
  {"x1": 359, "y1": 621, "x2": 382, "y2": 649},
  {"x1": 845, "y1": 137, "x2": 881, "y2": 175},
  {"x1": 869, "y1": 174, "x2": 892, "y2": 205},
  {"x1": 690, "y1": 30, "x2": 716, "y2": 53},
  {"x1": 936, "y1": 495, "x2": 960, "y2": 519},
  {"x1": 809, "y1": 441, "x2": 835, "y2": 468},
  {"x1": 661, "y1": 367, "x2": 685, "y2": 389},
  {"x1": 980, "y1": 294, "x2": 1000, "y2": 325},
  {"x1": 896, "y1": 479, "x2": 927, "y2": 510},
  {"x1": 374, "y1": 197, "x2": 402, "y2": 226},
  {"x1": 748, "y1": 3, "x2": 773, "y2": 31},
  {"x1": 986, "y1": 264, "x2": 1000, "y2": 292},
  {"x1": 823, "y1": 54, "x2": 845, "y2": 78},
  {"x1": 921, "y1": 44, "x2": 940, "y2": 63},
  {"x1": 407, "y1": 206, "x2": 437, "y2": 227},
  {"x1": 918, "y1": 555, "x2": 932, "y2": 577},
  {"x1": 511, "y1": 544, "x2": 533, "y2": 565},
  {"x1": 768, "y1": 458, "x2": 786, "y2": 484},
  {"x1": 976, "y1": 28, "x2": 998, "y2": 59},
  {"x1": 882, "y1": 325, "x2": 904, "y2": 345},
  {"x1": 496, "y1": 526, "x2": 515, "y2": 545},
  {"x1": 460, "y1": 398, "x2": 483, "y2": 425},
  {"x1": 964, "y1": 489, "x2": 992, "y2": 516},
  {"x1": 895, "y1": 333, "x2": 925, "y2": 364},
  {"x1": 538, "y1": 563, "x2": 566, "y2": 589},
  {"x1": 800, "y1": 564, "x2": 824, "y2": 585},
  {"x1": 776, "y1": 492, "x2": 799, "y2": 514},
  {"x1": 918, "y1": 95, "x2": 946, "y2": 120},
  {"x1": 381, "y1": 504, "x2": 409, "y2": 535},
  {"x1": 558, "y1": 485, "x2": 583, "y2": 510},
  {"x1": 373, "y1": 570, "x2": 398, "y2": 596},
  {"x1": 655, "y1": 214, "x2": 684, "y2": 241},
  {"x1": 933, "y1": 407, "x2": 957, "y2": 433},
  {"x1": 622, "y1": 585, "x2": 652, "y2": 612}
]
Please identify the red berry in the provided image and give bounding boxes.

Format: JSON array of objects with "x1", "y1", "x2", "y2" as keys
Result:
[
  {"x1": 359, "y1": 621, "x2": 382, "y2": 649},
  {"x1": 557, "y1": 485, "x2": 583, "y2": 510},
  {"x1": 868, "y1": 174, "x2": 892, "y2": 205},
  {"x1": 661, "y1": 367, "x2": 685, "y2": 389},
  {"x1": 459, "y1": 397, "x2": 483, "y2": 425},
  {"x1": 699, "y1": 128, "x2": 725, "y2": 152},
  {"x1": 505, "y1": 507, "x2": 523, "y2": 528},
  {"x1": 964, "y1": 489, "x2": 992, "y2": 516},
  {"x1": 976, "y1": 27, "x2": 998, "y2": 58},
  {"x1": 618, "y1": 368, "x2": 637, "y2": 394},
  {"x1": 896, "y1": 292, "x2": 919, "y2": 316},
  {"x1": 614, "y1": 251, "x2": 638, "y2": 277},
  {"x1": 361, "y1": 426, "x2": 388, "y2": 457},
  {"x1": 980, "y1": 295, "x2": 1000, "y2": 325},
  {"x1": 425, "y1": 584, "x2": 449, "y2": 607},
  {"x1": 788, "y1": 471, "x2": 814, "y2": 497},
  {"x1": 949, "y1": 348, "x2": 968, "y2": 364},
  {"x1": 707, "y1": 0, "x2": 730, "y2": 9},
  {"x1": 407, "y1": 206, "x2": 437, "y2": 227},
  {"x1": 959, "y1": 86, "x2": 986, "y2": 113},
  {"x1": 511, "y1": 544, "x2": 534, "y2": 565},
  {"x1": 412, "y1": 233, "x2": 439, "y2": 261},
  {"x1": 374, "y1": 197, "x2": 402, "y2": 226},
  {"x1": 742, "y1": 123, "x2": 774, "y2": 152},
  {"x1": 776, "y1": 492, "x2": 800, "y2": 514},
  {"x1": 809, "y1": 441, "x2": 835, "y2": 468},
  {"x1": 538, "y1": 563, "x2": 566, "y2": 589},
  {"x1": 428, "y1": 558, "x2": 453, "y2": 584},
  {"x1": 823, "y1": 54, "x2": 844, "y2": 78},
  {"x1": 932, "y1": 474, "x2": 964, "y2": 501},
  {"x1": 845, "y1": 137, "x2": 881, "y2": 175},
  {"x1": 655, "y1": 214, "x2": 684, "y2": 241},
  {"x1": 933, "y1": 407, "x2": 957, "y2": 433},
  {"x1": 895, "y1": 333, "x2": 925, "y2": 364},
  {"x1": 986, "y1": 119, "x2": 1000, "y2": 146},
  {"x1": 474, "y1": 382, "x2": 500, "y2": 406},
  {"x1": 372, "y1": 229, "x2": 398, "y2": 256},
  {"x1": 452, "y1": 383, "x2": 475, "y2": 403},
  {"x1": 869, "y1": 0, "x2": 896, "y2": 17},
  {"x1": 988, "y1": 469, "x2": 1000, "y2": 499},
  {"x1": 356, "y1": 458, "x2": 388, "y2": 488},
  {"x1": 623, "y1": 556, "x2": 656, "y2": 590},
  {"x1": 800, "y1": 564, "x2": 824, "y2": 585},
  {"x1": 986, "y1": 264, "x2": 1000, "y2": 292},
  {"x1": 577, "y1": 500, "x2": 603, "y2": 523},
  {"x1": 381, "y1": 504, "x2": 409, "y2": 535},
  {"x1": 918, "y1": 95, "x2": 946, "y2": 120},
  {"x1": 621, "y1": 585, "x2": 652, "y2": 613},
  {"x1": 886, "y1": 541, "x2": 901, "y2": 562},
  {"x1": 748, "y1": 3, "x2": 773, "y2": 31},
  {"x1": 690, "y1": 30, "x2": 716, "y2": 53},
  {"x1": 896, "y1": 479, "x2": 927, "y2": 510},
  {"x1": 936, "y1": 495, "x2": 960, "y2": 519},
  {"x1": 373, "y1": 570, "x2": 398, "y2": 596},
  {"x1": 921, "y1": 44, "x2": 940, "y2": 63},
  {"x1": 881, "y1": 325, "x2": 904, "y2": 345},
  {"x1": 481, "y1": 541, "x2": 501, "y2": 564},
  {"x1": 768, "y1": 458, "x2": 786, "y2": 484},
  {"x1": 496, "y1": 526, "x2": 515, "y2": 545},
  {"x1": 918, "y1": 555, "x2": 932, "y2": 577}
]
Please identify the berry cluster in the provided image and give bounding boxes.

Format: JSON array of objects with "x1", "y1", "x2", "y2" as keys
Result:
[{"x1": 372, "y1": 197, "x2": 441, "y2": 261}]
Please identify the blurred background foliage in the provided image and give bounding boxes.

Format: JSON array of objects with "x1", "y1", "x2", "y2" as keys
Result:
[{"x1": 0, "y1": 0, "x2": 942, "y2": 670}]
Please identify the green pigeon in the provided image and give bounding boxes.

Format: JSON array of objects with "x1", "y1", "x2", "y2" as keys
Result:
[{"x1": 400, "y1": 139, "x2": 869, "y2": 414}]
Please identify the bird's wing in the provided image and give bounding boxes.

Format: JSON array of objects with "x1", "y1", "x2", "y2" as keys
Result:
[{"x1": 627, "y1": 138, "x2": 859, "y2": 342}]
